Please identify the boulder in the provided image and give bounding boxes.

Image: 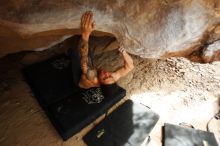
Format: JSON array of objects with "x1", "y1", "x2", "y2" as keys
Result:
[{"x1": 0, "y1": 0, "x2": 220, "y2": 62}]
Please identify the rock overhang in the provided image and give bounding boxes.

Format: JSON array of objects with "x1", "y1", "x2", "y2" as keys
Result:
[{"x1": 0, "y1": 0, "x2": 220, "y2": 62}]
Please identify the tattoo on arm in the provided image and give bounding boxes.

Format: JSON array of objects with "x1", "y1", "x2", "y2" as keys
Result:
[
  {"x1": 78, "y1": 37, "x2": 97, "y2": 80},
  {"x1": 79, "y1": 38, "x2": 89, "y2": 74}
]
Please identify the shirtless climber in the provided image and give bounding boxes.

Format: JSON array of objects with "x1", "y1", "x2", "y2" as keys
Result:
[{"x1": 69, "y1": 11, "x2": 134, "y2": 95}]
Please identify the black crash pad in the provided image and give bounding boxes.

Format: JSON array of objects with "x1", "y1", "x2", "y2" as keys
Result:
[
  {"x1": 83, "y1": 100, "x2": 160, "y2": 146},
  {"x1": 23, "y1": 55, "x2": 126, "y2": 140},
  {"x1": 163, "y1": 123, "x2": 218, "y2": 146}
]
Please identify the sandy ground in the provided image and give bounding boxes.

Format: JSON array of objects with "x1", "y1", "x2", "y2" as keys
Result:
[{"x1": 0, "y1": 38, "x2": 220, "y2": 146}]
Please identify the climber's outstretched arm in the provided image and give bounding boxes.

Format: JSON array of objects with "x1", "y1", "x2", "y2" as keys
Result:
[{"x1": 112, "y1": 46, "x2": 134, "y2": 81}]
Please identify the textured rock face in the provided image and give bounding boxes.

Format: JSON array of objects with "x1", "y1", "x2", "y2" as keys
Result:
[{"x1": 0, "y1": 0, "x2": 220, "y2": 62}]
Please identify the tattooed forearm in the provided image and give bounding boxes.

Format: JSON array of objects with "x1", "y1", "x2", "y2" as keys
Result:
[
  {"x1": 79, "y1": 38, "x2": 89, "y2": 74},
  {"x1": 78, "y1": 37, "x2": 97, "y2": 80}
]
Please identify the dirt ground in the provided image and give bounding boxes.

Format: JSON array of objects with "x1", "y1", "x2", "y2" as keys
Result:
[{"x1": 0, "y1": 38, "x2": 220, "y2": 146}]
